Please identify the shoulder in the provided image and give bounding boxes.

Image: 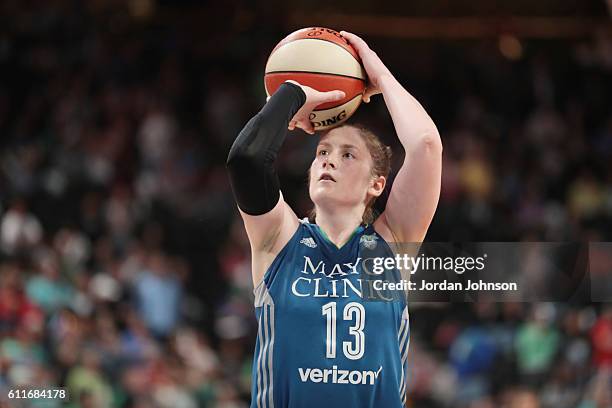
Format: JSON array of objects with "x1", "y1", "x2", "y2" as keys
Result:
[
  {"x1": 371, "y1": 216, "x2": 422, "y2": 263},
  {"x1": 250, "y1": 216, "x2": 305, "y2": 288},
  {"x1": 372, "y1": 213, "x2": 399, "y2": 243},
  {"x1": 373, "y1": 211, "x2": 427, "y2": 243}
]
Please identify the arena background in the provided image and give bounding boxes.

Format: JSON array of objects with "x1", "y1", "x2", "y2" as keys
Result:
[{"x1": 0, "y1": 0, "x2": 611, "y2": 407}]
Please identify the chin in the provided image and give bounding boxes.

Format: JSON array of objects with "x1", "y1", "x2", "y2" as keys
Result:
[
  {"x1": 310, "y1": 189, "x2": 337, "y2": 207},
  {"x1": 312, "y1": 191, "x2": 360, "y2": 212}
]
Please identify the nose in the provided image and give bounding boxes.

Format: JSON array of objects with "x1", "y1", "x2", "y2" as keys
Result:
[{"x1": 323, "y1": 156, "x2": 336, "y2": 169}]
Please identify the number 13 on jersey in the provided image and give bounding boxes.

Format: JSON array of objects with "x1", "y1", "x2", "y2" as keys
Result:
[{"x1": 322, "y1": 302, "x2": 365, "y2": 360}]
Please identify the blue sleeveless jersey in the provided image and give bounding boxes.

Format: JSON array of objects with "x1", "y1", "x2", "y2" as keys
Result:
[{"x1": 251, "y1": 218, "x2": 410, "y2": 408}]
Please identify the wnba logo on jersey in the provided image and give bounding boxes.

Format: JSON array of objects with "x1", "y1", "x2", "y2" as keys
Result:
[
  {"x1": 359, "y1": 234, "x2": 378, "y2": 250},
  {"x1": 298, "y1": 365, "x2": 383, "y2": 385}
]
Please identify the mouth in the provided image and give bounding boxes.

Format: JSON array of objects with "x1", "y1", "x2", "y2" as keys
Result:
[{"x1": 318, "y1": 173, "x2": 336, "y2": 182}]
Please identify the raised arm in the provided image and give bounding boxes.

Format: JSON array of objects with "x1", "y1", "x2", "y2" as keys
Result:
[
  {"x1": 341, "y1": 31, "x2": 442, "y2": 242},
  {"x1": 226, "y1": 81, "x2": 345, "y2": 285}
]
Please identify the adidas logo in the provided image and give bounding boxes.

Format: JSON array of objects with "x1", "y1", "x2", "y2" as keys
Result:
[{"x1": 300, "y1": 237, "x2": 317, "y2": 248}]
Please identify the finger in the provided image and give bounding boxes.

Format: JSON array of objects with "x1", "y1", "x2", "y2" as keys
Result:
[
  {"x1": 362, "y1": 87, "x2": 380, "y2": 103},
  {"x1": 319, "y1": 90, "x2": 346, "y2": 104},
  {"x1": 339, "y1": 30, "x2": 360, "y2": 42},
  {"x1": 299, "y1": 120, "x2": 315, "y2": 135},
  {"x1": 339, "y1": 31, "x2": 368, "y2": 49},
  {"x1": 288, "y1": 120, "x2": 296, "y2": 130}
]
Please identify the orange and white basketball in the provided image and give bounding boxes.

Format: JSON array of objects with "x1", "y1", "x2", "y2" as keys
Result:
[{"x1": 264, "y1": 27, "x2": 366, "y2": 131}]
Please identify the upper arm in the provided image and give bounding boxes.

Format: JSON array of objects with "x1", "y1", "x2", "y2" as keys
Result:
[
  {"x1": 238, "y1": 192, "x2": 300, "y2": 286},
  {"x1": 375, "y1": 134, "x2": 442, "y2": 243}
]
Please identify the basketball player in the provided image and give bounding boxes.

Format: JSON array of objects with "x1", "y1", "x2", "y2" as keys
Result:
[{"x1": 226, "y1": 31, "x2": 441, "y2": 407}]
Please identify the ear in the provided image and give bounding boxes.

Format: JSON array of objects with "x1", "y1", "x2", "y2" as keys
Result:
[{"x1": 368, "y1": 175, "x2": 386, "y2": 198}]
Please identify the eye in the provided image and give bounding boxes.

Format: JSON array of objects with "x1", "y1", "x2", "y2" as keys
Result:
[
  {"x1": 318, "y1": 149, "x2": 328, "y2": 156},
  {"x1": 343, "y1": 152, "x2": 355, "y2": 159}
]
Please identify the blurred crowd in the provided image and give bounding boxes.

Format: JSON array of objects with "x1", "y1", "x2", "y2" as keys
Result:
[{"x1": 0, "y1": 1, "x2": 611, "y2": 407}]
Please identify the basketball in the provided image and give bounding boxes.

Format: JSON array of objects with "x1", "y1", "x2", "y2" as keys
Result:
[{"x1": 264, "y1": 27, "x2": 366, "y2": 131}]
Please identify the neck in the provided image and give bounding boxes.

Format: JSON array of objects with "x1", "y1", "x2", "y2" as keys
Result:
[{"x1": 314, "y1": 204, "x2": 365, "y2": 248}]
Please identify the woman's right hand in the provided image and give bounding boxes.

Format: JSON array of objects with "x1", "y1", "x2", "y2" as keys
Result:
[{"x1": 284, "y1": 80, "x2": 345, "y2": 134}]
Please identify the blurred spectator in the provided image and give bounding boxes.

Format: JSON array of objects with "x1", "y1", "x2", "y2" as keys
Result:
[
  {"x1": 449, "y1": 327, "x2": 498, "y2": 402},
  {"x1": 133, "y1": 251, "x2": 183, "y2": 338},
  {"x1": 0, "y1": 199, "x2": 42, "y2": 255},
  {"x1": 65, "y1": 347, "x2": 114, "y2": 407},
  {"x1": 0, "y1": 262, "x2": 42, "y2": 335},
  {"x1": 25, "y1": 251, "x2": 73, "y2": 314},
  {"x1": 515, "y1": 304, "x2": 560, "y2": 385},
  {"x1": 590, "y1": 305, "x2": 612, "y2": 368}
]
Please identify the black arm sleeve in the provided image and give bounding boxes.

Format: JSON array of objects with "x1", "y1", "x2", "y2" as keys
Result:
[{"x1": 226, "y1": 82, "x2": 306, "y2": 215}]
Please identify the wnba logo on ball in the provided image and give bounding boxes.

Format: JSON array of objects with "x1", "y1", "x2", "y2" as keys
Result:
[
  {"x1": 306, "y1": 27, "x2": 346, "y2": 43},
  {"x1": 310, "y1": 110, "x2": 347, "y2": 128}
]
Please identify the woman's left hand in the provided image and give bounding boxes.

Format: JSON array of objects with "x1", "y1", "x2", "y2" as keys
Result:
[{"x1": 339, "y1": 31, "x2": 394, "y2": 103}]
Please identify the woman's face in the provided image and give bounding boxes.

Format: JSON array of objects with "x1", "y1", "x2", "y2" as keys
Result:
[{"x1": 309, "y1": 126, "x2": 384, "y2": 212}]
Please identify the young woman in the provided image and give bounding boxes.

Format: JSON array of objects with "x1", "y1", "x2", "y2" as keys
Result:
[{"x1": 227, "y1": 31, "x2": 441, "y2": 408}]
